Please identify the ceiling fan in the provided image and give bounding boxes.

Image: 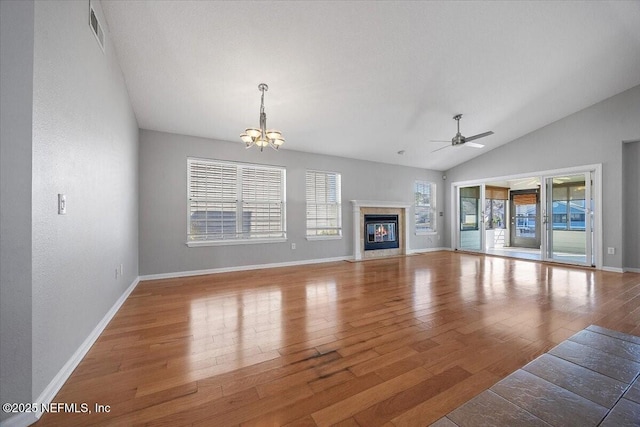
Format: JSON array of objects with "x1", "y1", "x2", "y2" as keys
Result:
[{"x1": 431, "y1": 114, "x2": 494, "y2": 153}]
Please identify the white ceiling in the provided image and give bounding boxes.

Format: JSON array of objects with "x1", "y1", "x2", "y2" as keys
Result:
[{"x1": 101, "y1": 1, "x2": 640, "y2": 171}]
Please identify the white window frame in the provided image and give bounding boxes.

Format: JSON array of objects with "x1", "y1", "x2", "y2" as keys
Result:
[
  {"x1": 186, "y1": 157, "x2": 286, "y2": 246},
  {"x1": 306, "y1": 170, "x2": 342, "y2": 240},
  {"x1": 415, "y1": 180, "x2": 437, "y2": 234}
]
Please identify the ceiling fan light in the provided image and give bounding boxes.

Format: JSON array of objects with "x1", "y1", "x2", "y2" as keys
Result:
[
  {"x1": 256, "y1": 138, "x2": 269, "y2": 147},
  {"x1": 240, "y1": 133, "x2": 253, "y2": 144},
  {"x1": 245, "y1": 128, "x2": 261, "y2": 138},
  {"x1": 273, "y1": 138, "x2": 285, "y2": 147}
]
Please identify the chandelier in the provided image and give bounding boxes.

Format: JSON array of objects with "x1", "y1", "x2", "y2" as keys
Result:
[{"x1": 240, "y1": 83, "x2": 285, "y2": 151}]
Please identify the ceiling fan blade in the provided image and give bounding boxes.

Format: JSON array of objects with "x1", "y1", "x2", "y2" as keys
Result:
[
  {"x1": 430, "y1": 145, "x2": 451, "y2": 153},
  {"x1": 465, "y1": 141, "x2": 485, "y2": 148},
  {"x1": 429, "y1": 140, "x2": 451, "y2": 143},
  {"x1": 464, "y1": 131, "x2": 494, "y2": 142}
]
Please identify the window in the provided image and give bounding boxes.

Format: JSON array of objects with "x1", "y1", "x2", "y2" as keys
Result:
[
  {"x1": 306, "y1": 170, "x2": 342, "y2": 238},
  {"x1": 552, "y1": 182, "x2": 586, "y2": 230},
  {"x1": 415, "y1": 181, "x2": 436, "y2": 233},
  {"x1": 460, "y1": 186, "x2": 479, "y2": 231},
  {"x1": 187, "y1": 158, "x2": 286, "y2": 245},
  {"x1": 484, "y1": 186, "x2": 508, "y2": 229}
]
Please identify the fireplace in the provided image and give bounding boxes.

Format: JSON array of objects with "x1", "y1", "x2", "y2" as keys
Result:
[
  {"x1": 364, "y1": 214, "x2": 399, "y2": 250},
  {"x1": 351, "y1": 200, "x2": 410, "y2": 261}
]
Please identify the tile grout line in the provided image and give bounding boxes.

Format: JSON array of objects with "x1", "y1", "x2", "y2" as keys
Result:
[{"x1": 595, "y1": 372, "x2": 640, "y2": 426}]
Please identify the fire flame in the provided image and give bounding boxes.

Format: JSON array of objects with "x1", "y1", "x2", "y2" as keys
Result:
[{"x1": 376, "y1": 225, "x2": 388, "y2": 237}]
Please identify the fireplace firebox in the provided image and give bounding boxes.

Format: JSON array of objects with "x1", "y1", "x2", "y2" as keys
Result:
[{"x1": 364, "y1": 214, "x2": 399, "y2": 250}]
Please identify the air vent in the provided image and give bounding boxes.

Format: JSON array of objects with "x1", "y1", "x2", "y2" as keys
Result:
[{"x1": 89, "y1": 5, "x2": 105, "y2": 52}]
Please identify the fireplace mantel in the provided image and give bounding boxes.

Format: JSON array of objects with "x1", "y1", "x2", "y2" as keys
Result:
[
  {"x1": 351, "y1": 200, "x2": 411, "y2": 260},
  {"x1": 351, "y1": 200, "x2": 412, "y2": 210}
]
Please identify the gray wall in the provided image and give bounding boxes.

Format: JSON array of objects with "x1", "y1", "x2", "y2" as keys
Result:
[
  {"x1": 0, "y1": 0, "x2": 34, "y2": 420},
  {"x1": 139, "y1": 129, "x2": 444, "y2": 275},
  {"x1": 623, "y1": 141, "x2": 640, "y2": 270},
  {"x1": 31, "y1": 0, "x2": 139, "y2": 398},
  {"x1": 444, "y1": 85, "x2": 640, "y2": 270}
]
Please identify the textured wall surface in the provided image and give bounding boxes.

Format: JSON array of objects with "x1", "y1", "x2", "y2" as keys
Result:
[
  {"x1": 0, "y1": 0, "x2": 34, "y2": 420},
  {"x1": 444, "y1": 85, "x2": 640, "y2": 269},
  {"x1": 139, "y1": 129, "x2": 445, "y2": 275},
  {"x1": 31, "y1": 1, "x2": 139, "y2": 398},
  {"x1": 623, "y1": 141, "x2": 640, "y2": 269}
]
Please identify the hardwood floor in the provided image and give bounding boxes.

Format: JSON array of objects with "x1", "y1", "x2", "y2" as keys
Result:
[{"x1": 36, "y1": 251, "x2": 640, "y2": 426}]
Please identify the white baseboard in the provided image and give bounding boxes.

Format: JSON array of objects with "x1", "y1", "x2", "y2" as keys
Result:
[
  {"x1": 601, "y1": 266, "x2": 625, "y2": 273},
  {"x1": 139, "y1": 256, "x2": 354, "y2": 281},
  {"x1": 139, "y1": 251, "x2": 459, "y2": 281},
  {"x1": 624, "y1": 267, "x2": 640, "y2": 273},
  {"x1": 9, "y1": 277, "x2": 140, "y2": 426},
  {"x1": 407, "y1": 247, "x2": 452, "y2": 254},
  {"x1": 0, "y1": 412, "x2": 38, "y2": 427}
]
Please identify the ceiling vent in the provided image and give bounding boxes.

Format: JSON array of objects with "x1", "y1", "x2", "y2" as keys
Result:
[{"x1": 89, "y1": 4, "x2": 105, "y2": 52}]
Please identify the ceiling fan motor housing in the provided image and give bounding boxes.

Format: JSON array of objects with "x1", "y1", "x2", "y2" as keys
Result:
[{"x1": 452, "y1": 133, "x2": 465, "y2": 145}]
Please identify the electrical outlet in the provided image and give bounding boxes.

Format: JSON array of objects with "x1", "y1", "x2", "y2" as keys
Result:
[
  {"x1": 607, "y1": 247, "x2": 615, "y2": 255},
  {"x1": 291, "y1": 243, "x2": 296, "y2": 250},
  {"x1": 58, "y1": 194, "x2": 66, "y2": 215}
]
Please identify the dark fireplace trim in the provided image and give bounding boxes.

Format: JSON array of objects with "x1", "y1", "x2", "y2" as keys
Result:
[{"x1": 364, "y1": 214, "x2": 400, "y2": 251}]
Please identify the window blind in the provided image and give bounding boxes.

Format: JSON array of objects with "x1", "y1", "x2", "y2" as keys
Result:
[
  {"x1": 513, "y1": 193, "x2": 537, "y2": 205},
  {"x1": 188, "y1": 158, "x2": 286, "y2": 242},
  {"x1": 306, "y1": 170, "x2": 342, "y2": 237},
  {"x1": 415, "y1": 181, "x2": 436, "y2": 233},
  {"x1": 486, "y1": 186, "x2": 509, "y2": 200}
]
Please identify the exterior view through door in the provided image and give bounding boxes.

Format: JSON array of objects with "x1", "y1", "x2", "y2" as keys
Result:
[
  {"x1": 544, "y1": 172, "x2": 593, "y2": 265},
  {"x1": 454, "y1": 166, "x2": 597, "y2": 267},
  {"x1": 510, "y1": 189, "x2": 540, "y2": 249}
]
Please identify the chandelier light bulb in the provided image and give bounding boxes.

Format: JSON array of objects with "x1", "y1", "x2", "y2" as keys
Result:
[
  {"x1": 245, "y1": 128, "x2": 261, "y2": 138},
  {"x1": 266, "y1": 130, "x2": 282, "y2": 140},
  {"x1": 240, "y1": 133, "x2": 253, "y2": 144}
]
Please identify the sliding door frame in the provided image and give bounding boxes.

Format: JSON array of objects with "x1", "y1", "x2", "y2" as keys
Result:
[
  {"x1": 541, "y1": 171, "x2": 593, "y2": 267},
  {"x1": 450, "y1": 163, "x2": 603, "y2": 269}
]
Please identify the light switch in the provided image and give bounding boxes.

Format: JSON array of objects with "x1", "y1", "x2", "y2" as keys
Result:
[{"x1": 58, "y1": 194, "x2": 66, "y2": 215}]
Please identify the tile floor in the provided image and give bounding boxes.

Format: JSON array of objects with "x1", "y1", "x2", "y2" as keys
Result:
[{"x1": 432, "y1": 325, "x2": 640, "y2": 426}]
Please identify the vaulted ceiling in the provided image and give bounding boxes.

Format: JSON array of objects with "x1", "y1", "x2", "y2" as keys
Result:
[{"x1": 101, "y1": 1, "x2": 640, "y2": 170}]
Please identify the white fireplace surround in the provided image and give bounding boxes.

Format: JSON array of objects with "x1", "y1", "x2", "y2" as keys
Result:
[{"x1": 351, "y1": 200, "x2": 412, "y2": 261}]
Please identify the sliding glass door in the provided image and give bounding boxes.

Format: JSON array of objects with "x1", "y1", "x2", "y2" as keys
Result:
[
  {"x1": 459, "y1": 186, "x2": 482, "y2": 251},
  {"x1": 543, "y1": 173, "x2": 593, "y2": 265},
  {"x1": 453, "y1": 167, "x2": 597, "y2": 267},
  {"x1": 510, "y1": 189, "x2": 540, "y2": 249}
]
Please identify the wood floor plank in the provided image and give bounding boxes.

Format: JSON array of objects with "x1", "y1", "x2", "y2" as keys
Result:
[
  {"x1": 311, "y1": 367, "x2": 432, "y2": 426},
  {"x1": 34, "y1": 252, "x2": 640, "y2": 426},
  {"x1": 349, "y1": 346, "x2": 419, "y2": 377},
  {"x1": 353, "y1": 366, "x2": 472, "y2": 427},
  {"x1": 240, "y1": 372, "x2": 384, "y2": 427},
  {"x1": 390, "y1": 370, "x2": 501, "y2": 426}
]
